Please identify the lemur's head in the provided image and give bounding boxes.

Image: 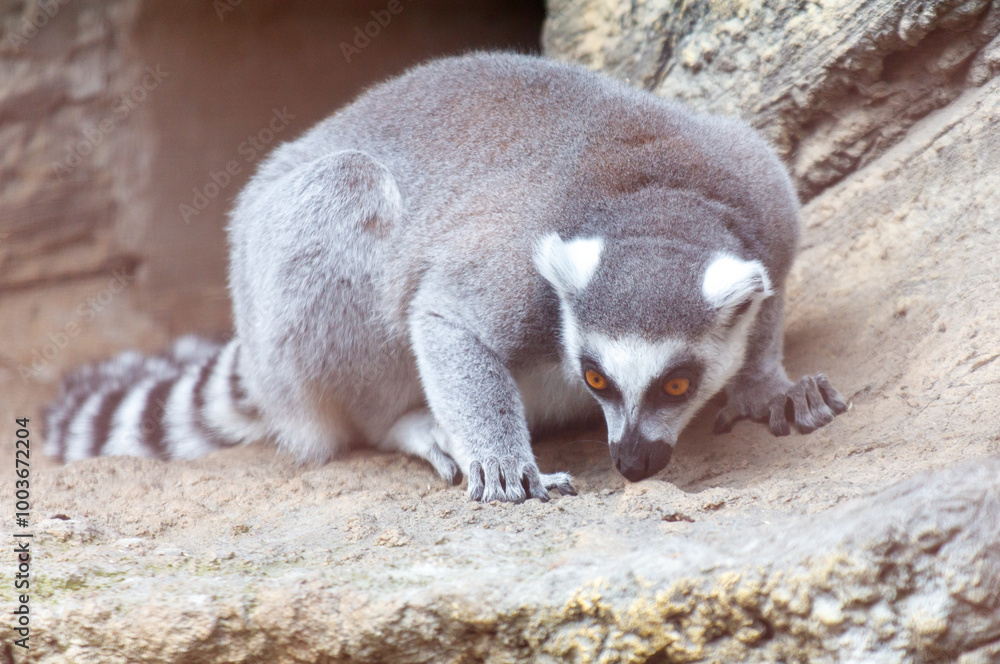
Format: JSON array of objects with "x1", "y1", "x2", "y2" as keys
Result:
[{"x1": 534, "y1": 232, "x2": 773, "y2": 482}]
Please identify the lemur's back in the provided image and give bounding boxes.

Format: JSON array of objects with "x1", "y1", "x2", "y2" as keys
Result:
[
  {"x1": 258, "y1": 52, "x2": 794, "y2": 235},
  {"x1": 234, "y1": 52, "x2": 798, "y2": 341}
]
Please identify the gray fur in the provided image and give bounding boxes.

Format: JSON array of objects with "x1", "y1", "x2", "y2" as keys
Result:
[{"x1": 48, "y1": 52, "x2": 846, "y2": 501}]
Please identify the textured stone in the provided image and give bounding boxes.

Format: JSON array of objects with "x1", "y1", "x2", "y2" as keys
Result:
[
  {"x1": 0, "y1": 1, "x2": 144, "y2": 292},
  {"x1": 5, "y1": 458, "x2": 999, "y2": 663},
  {"x1": 543, "y1": 0, "x2": 1000, "y2": 200}
]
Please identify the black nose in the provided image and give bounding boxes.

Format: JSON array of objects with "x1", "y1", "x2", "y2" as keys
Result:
[{"x1": 610, "y1": 433, "x2": 672, "y2": 482}]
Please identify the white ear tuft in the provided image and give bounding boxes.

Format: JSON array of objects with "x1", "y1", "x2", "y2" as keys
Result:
[
  {"x1": 702, "y1": 252, "x2": 773, "y2": 309},
  {"x1": 533, "y1": 233, "x2": 604, "y2": 294}
]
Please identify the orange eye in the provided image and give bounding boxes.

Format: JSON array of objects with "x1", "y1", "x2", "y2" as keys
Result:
[
  {"x1": 585, "y1": 369, "x2": 608, "y2": 390},
  {"x1": 664, "y1": 377, "x2": 690, "y2": 397}
]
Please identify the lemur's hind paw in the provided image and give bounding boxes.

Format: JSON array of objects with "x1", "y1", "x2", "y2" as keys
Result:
[
  {"x1": 714, "y1": 373, "x2": 847, "y2": 436},
  {"x1": 466, "y1": 457, "x2": 576, "y2": 503},
  {"x1": 539, "y1": 472, "x2": 577, "y2": 497},
  {"x1": 381, "y1": 411, "x2": 460, "y2": 485}
]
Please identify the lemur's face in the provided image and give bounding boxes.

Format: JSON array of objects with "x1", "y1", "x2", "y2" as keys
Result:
[{"x1": 535, "y1": 234, "x2": 772, "y2": 481}]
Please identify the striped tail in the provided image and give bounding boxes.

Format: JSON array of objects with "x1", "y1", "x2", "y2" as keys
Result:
[{"x1": 44, "y1": 337, "x2": 269, "y2": 463}]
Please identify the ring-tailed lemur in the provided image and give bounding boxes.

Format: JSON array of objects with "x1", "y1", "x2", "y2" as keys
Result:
[{"x1": 45, "y1": 52, "x2": 847, "y2": 502}]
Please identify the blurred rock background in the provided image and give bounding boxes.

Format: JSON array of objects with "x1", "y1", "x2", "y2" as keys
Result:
[{"x1": 0, "y1": 0, "x2": 544, "y2": 390}]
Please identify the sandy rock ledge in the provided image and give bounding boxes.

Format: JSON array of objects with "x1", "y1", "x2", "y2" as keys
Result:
[{"x1": 4, "y1": 459, "x2": 998, "y2": 663}]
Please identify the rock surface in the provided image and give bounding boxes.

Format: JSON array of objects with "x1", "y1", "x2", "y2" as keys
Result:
[
  {"x1": 3, "y1": 0, "x2": 1000, "y2": 662},
  {"x1": 6, "y1": 454, "x2": 1000, "y2": 663}
]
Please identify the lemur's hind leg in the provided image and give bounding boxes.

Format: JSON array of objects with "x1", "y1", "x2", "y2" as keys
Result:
[
  {"x1": 379, "y1": 410, "x2": 461, "y2": 485},
  {"x1": 714, "y1": 294, "x2": 847, "y2": 436},
  {"x1": 231, "y1": 149, "x2": 406, "y2": 465}
]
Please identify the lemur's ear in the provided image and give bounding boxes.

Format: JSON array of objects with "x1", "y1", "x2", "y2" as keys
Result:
[
  {"x1": 533, "y1": 233, "x2": 604, "y2": 294},
  {"x1": 702, "y1": 253, "x2": 773, "y2": 321}
]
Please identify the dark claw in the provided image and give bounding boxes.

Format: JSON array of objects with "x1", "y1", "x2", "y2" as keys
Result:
[
  {"x1": 523, "y1": 469, "x2": 548, "y2": 502},
  {"x1": 500, "y1": 456, "x2": 525, "y2": 503},
  {"x1": 554, "y1": 480, "x2": 577, "y2": 497},
  {"x1": 789, "y1": 378, "x2": 816, "y2": 433},
  {"x1": 713, "y1": 406, "x2": 738, "y2": 434},
  {"x1": 816, "y1": 374, "x2": 848, "y2": 414},
  {"x1": 542, "y1": 472, "x2": 577, "y2": 497},
  {"x1": 768, "y1": 395, "x2": 792, "y2": 436}
]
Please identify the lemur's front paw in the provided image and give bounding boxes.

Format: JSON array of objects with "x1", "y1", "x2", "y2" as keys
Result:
[
  {"x1": 714, "y1": 374, "x2": 847, "y2": 437},
  {"x1": 466, "y1": 456, "x2": 576, "y2": 503}
]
